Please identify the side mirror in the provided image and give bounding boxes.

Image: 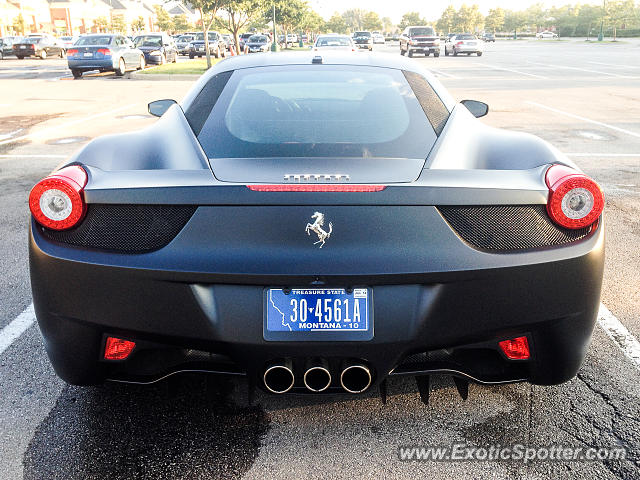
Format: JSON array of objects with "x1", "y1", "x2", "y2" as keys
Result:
[
  {"x1": 461, "y1": 99, "x2": 489, "y2": 118},
  {"x1": 148, "y1": 99, "x2": 177, "y2": 117}
]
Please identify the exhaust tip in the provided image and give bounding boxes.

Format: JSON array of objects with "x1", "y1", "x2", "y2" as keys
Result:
[
  {"x1": 340, "y1": 364, "x2": 372, "y2": 394},
  {"x1": 263, "y1": 364, "x2": 295, "y2": 394},
  {"x1": 303, "y1": 366, "x2": 332, "y2": 392}
]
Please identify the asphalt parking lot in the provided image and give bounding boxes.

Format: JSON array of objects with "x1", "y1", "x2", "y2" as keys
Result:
[{"x1": 1, "y1": 39, "x2": 639, "y2": 479}]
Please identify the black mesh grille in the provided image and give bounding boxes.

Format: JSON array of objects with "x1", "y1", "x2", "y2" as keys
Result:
[
  {"x1": 41, "y1": 204, "x2": 197, "y2": 253},
  {"x1": 438, "y1": 205, "x2": 593, "y2": 251}
]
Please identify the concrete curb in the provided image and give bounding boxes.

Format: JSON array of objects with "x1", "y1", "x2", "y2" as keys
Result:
[{"x1": 129, "y1": 70, "x2": 202, "y2": 81}]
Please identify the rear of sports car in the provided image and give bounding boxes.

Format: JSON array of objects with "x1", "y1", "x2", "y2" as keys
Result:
[{"x1": 29, "y1": 54, "x2": 604, "y2": 400}]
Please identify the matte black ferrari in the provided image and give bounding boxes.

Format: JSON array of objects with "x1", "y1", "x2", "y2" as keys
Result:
[{"x1": 29, "y1": 52, "x2": 604, "y2": 402}]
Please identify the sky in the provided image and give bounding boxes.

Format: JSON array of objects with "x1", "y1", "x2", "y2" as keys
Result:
[{"x1": 307, "y1": 0, "x2": 602, "y2": 22}]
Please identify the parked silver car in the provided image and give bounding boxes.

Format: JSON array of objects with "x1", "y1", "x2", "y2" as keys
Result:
[{"x1": 444, "y1": 34, "x2": 483, "y2": 56}]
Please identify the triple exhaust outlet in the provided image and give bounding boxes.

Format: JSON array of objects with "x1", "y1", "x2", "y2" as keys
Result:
[{"x1": 263, "y1": 360, "x2": 372, "y2": 394}]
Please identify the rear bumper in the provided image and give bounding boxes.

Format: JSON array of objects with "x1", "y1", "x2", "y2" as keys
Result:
[
  {"x1": 29, "y1": 208, "x2": 605, "y2": 389},
  {"x1": 67, "y1": 58, "x2": 115, "y2": 70}
]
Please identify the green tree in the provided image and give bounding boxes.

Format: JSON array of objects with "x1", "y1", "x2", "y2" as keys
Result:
[
  {"x1": 190, "y1": 0, "x2": 228, "y2": 67},
  {"x1": 154, "y1": 5, "x2": 173, "y2": 32},
  {"x1": 131, "y1": 16, "x2": 146, "y2": 32},
  {"x1": 217, "y1": 0, "x2": 263, "y2": 55},
  {"x1": 342, "y1": 8, "x2": 367, "y2": 31},
  {"x1": 525, "y1": 3, "x2": 547, "y2": 32},
  {"x1": 94, "y1": 16, "x2": 109, "y2": 33},
  {"x1": 13, "y1": 13, "x2": 26, "y2": 35},
  {"x1": 381, "y1": 16, "x2": 393, "y2": 33},
  {"x1": 437, "y1": 5, "x2": 456, "y2": 34},
  {"x1": 267, "y1": 0, "x2": 307, "y2": 48},
  {"x1": 362, "y1": 11, "x2": 382, "y2": 31},
  {"x1": 607, "y1": 0, "x2": 636, "y2": 40},
  {"x1": 484, "y1": 7, "x2": 505, "y2": 33},
  {"x1": 325, "y1": 12, "x2": 348, "y2": 33},
  {"x1": 111, "y1": 15, "x2": 126, "y2": 33},
  {"x1": 173, "y1": 14, "x2": 191, "y2": 32},
  {"x1": 503, "y1": 10, "x2": 527, "y2": 38},
  {"x1": 300, "y1": 10, "x2": 325, "y2": 39},
  {"x1": 398, "y1": 11, "x2": 426, "y2": 30}
]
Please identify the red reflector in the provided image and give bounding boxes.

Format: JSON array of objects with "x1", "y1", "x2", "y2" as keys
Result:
[
  {"x1": 97, "y1": 48, "x2": 111, "y2": 56},
  {"x1": 499, "y1": 336, "x2": 530, "y2": 360},
  {"x1": 67, "y1": 48, "x2": 78, "y2": 55},
  {"x1": 246, "y1": 184, "x2": 386, "y2": 192},
  {"x1": 104, "y1": 337, "x2": 136, "y2": 360}
]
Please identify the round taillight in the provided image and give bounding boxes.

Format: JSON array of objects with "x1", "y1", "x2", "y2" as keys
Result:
[
  {"x1": 29, "y1": 165, "x2": 87, "y2": 231},
  {"x1": 545, "y1": 164, "x2": 604, "y2": 229}
]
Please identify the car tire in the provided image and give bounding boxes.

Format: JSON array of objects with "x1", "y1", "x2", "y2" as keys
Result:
[
  {"x1": 408, "y1": 50, "x2": 413, "y2": 57},
  {"x1": 214, "y1": 47, "x2": 220, "y2": 58},
  {"x1": 424, "y1": 52, "x2": 430, "y2": 57},
  {"x1": 71, "y1": 69, "x2": 82, "y2": 78},
  {"x1": 189, "y1": 53, "x2": 194, "y2": 59},
  {"x1": 115, "y1": 57, "x2": 125, "y2": 76},
  {"x1": 17, "y1": 55, "x2": 24, "y2": 59},
  {"x1": 40, "y1": 50, "x2": 47, "y2": 59},
  {"x1": 477, "y1": 51, "x2": 482, "y2": 56},
  {"x1": 434, "y1": 52, "x2": 440, "y2": 57},
  {"x1": 0, "y1": 51, "x2": 3, "y2": 60},
  {"x1": 138, "y1": 55, "x2": 145, "y2": 70},
  {"x1": 399, "y1": 45, "x2": 405, "y2": 55},
  {"x1": 444, "y1": 48, "x2": 449, "y2": 56},
  {"x1": 453, "y1": 48, "x2": 458, "y2": 56}
]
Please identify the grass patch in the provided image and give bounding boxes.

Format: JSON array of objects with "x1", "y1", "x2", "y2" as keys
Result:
[
  {"x1": 139, "y1": 57, "x2": 223, "y2": 75},
  {"x1": 279, "y1": 45, "x2": 311, "y2": 51}
]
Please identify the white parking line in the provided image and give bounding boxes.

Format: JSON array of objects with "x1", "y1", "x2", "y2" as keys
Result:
[
  {"x1": 598, "y1": 304, "x2": 640, "y2": 370},
  {"x1": 527, "y1": 61, "x2": 635, "y2": 78},
  {"x1": 589, "y1": 61, "x2": 640, "y2": 69},
  {"x1": 566, "y1": 153, "x2": 640, "y2": 157},
  {"x1": 0, "y1": 103, "x2": 138, "y2": 147},
  {"x1": 0, "y1": 154, "x2": 67, "y2": 158},
  {"x1": 475, "y1": 63, "x2": 548, "y2": 79},
  {"x1": 0, "y1": 304, "x2": 35, "y2": 356},
  {"x1": 429, "y1": 69, "x2": 460, "y2": 79},
  {"x1": 526, "y1": 101, "x2": 640, "y2": 139}
]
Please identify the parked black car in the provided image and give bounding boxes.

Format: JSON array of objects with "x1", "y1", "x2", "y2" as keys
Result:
[
  {"x1": 0, "y1": 36, "x2": 21, "y2": 59},
  {"x1": 482, "y1": 32, "x2": 496, "y2": 42},
  {"x1": 238, "y1": 33, "x2": 254, "y2": 51},
  {"x1": 399, "y1": 26, "x2": 440, "y2": 57},
  {"x1": 244, "y1": 34, "x2": 271, "y2": 53},
  {"x1": 353, "y1": 31, "x2": 373, "y2": 51},
  {"x1": 175, "y1": 34, "x2": 194, "y2": 55},
  {"x1": 133, "y1": 33, "x2": 177, "y2": 65},
  {"x1": 13, "y1": 35, "x2": 64, "y2": 59},
  {"x1": 188, "y1": 31, "x2": 225, "y2": 59}
]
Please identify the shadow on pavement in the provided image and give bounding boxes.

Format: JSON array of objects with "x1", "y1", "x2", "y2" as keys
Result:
[{"x1": 23, "y1": 374, "x2": 269, "y2": 480}]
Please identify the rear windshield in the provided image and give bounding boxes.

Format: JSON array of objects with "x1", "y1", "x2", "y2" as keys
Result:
[
  {"x1": 249, "y1": 35, "x2": 267, "y2": 43},
  {"x1": 75, "y1": 36, "x2": 113, "y2": 46},
  {"x1": 354, "y1": 32, "x2": 371, "y2": 37},
  {"x1": 135, "y1": 35, "x2": 162, "y2": 47},
  {"x1": 195, "y1": 32, "x2": 218, "y2": 41},
  {"x1": 409, "y1": 27, "x2": 435, "y2": 36},
  {"x1": 194, "y1": 66, "x2": 438, "y2": 160},
  {"x1": 22, "y1": 37, "x2": 42, "y2": 44},
  {"x1": 457, "y1": 34, "x2": 476, "y2": 40},
  {"x1": 316, "y1": 36, "x2": 351, "y2": 46}
]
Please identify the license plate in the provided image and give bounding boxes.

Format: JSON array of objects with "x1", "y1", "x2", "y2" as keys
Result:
[
  {"x1": 468, "y1": 42, "x2": 476, "y2": 46},
  {"x1": 20, "y1": 45, "x2": 25, "y2": 49},
  {"x1": 264, "y1": 288, "x2": 372, "y2": 341},
  {"x1": 84, "y1": 52, "x2": 93, "y2": 57}
]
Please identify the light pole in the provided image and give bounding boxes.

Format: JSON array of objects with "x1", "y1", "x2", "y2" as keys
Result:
[
  {"x1": 598, "y1": 0, "x2": 605, "y2": 41},
  {"x1": 271, "y1": 4, "x2": 278, "y2": 51}
]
